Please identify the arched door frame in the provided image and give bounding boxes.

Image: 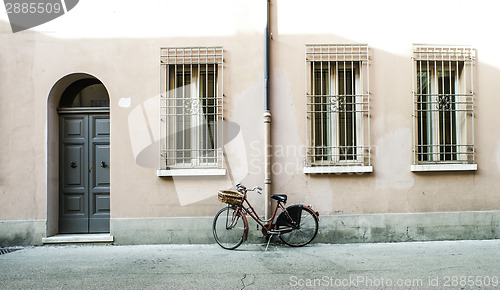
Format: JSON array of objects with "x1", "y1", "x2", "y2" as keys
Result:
[{"x1": 46, "y1": 73, "x2": 110, "y2": 236}]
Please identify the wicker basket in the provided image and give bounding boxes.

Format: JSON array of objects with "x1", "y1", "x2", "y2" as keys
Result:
[{"x1": 217, "y1": 190, "x2": 244, "y2": 206}]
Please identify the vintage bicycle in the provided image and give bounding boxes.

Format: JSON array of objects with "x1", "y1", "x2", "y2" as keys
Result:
[{"x1": 213, "y1": 183, "x2": 319, "y2": 250}]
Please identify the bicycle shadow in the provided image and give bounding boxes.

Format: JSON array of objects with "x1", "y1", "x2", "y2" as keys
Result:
[{"x1": 228, "y1": 237, "x2": 309, "y2": 252}]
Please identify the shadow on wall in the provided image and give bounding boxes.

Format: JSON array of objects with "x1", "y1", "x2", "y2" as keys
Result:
[{"x1": 2, "y1": 16, "x2": 500, "y2": 213}]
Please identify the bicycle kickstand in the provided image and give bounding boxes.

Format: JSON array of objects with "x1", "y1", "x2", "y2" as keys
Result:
[{"x1": 265, "y1": 234, "x2": 274, "y2": 251}]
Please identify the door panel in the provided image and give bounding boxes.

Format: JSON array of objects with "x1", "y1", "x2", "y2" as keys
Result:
[
  {"x1": 94, "y1": 144, "x2": 110, "y2": 187},
  {"x1": 94, "y1": 194, "x2": 110, "y2": 214},
  {"x1": 65, "y1": 145, "x2": 85, "y2": 186},
  {"x1": 64, "y1": 118, "x2": 85, "y2": 138},
  {"x1": 89, "y1": 115, "x2": 110, "y2": 233},
  {"x1": 59, "y1": 115, "x2": 89, "y2": 233},
  {"x1": 65, "y1": 195, "x2": 84, "y2": 212},
  {"x1": 94, "y1": 117, "x2": 110, "y2": 137},
  {"x1": 59, "y1": 114, "x2": 110, "y2": 233}
]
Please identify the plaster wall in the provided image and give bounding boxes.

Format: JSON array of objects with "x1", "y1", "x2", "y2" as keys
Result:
[{"x1": 0, "y1": 1, "x2": 499, "y2": 244}]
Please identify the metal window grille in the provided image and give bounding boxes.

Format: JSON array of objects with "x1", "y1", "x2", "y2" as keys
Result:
[
  {"x1": 412, "y1": 45, "x2": 475, "y2": 164},
  {"x1": 305, "y1": 44, "x2": 370, "y2": 166},
  {"x1": 160, "y1": 47, "x2": 224, "y2": 169},
  {"x1": 90, "y1": 100, "x2": 109, "y2": 107}
]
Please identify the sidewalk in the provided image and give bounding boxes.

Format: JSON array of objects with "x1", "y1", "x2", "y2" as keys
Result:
[{"x1": 1, "y1": 240, "x2": 499, "y2": 289}]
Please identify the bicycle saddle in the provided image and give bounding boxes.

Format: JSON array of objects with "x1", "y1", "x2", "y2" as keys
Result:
[{"x1": 271, "y1": 194, "x2": 287, "y2": 203}]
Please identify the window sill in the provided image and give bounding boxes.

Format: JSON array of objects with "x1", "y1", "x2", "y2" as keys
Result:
[
  {"x1": 411, "y1": 164, "x2": 477, "y2": 172},
  {"x1": 157, "y1": 168, "x2": 227, "y2": 177},
  {"x1": 304, "y1": 165, "x2": 373, "y2": 174}
]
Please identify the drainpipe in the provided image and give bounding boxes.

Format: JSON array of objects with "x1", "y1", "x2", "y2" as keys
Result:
[{"x1": 264, "y1": 0, "x2": 272, "y2": 220}]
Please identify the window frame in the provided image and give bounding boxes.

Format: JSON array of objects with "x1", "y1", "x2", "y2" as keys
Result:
[
  {"x1": 168, "y1": 65, "x2": 218, "y2": 168},
  {"x1": 158, "y1": 47, "x2": 225, "y2": 176},
  {"x1": 305, "y1": 44, "x2": 372, "y2": 174},
  {"x1": 416, "y1": 64, "x2": 461, "y2": 162},
  {"x1": 311, "y1": 62, "x2": 363, "y2": 164},
  {"x1": 412, "y1": 45, "x2": 476, "y2": 171}
]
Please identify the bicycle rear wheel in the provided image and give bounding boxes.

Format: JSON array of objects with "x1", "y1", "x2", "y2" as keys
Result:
[
  {"x1": 279, "y1": 206, "x2": 318, "y2": 247},
  {"x1": 213, "y1": 206, "x2": 247, "y2": 250}
]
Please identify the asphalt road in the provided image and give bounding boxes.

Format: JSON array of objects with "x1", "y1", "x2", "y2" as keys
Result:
[{"x1": 1, "y1": 240, "x2": 499, "y2": 289}]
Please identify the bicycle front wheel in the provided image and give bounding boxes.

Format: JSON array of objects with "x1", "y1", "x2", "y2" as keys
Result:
[
  {"x1": 279, "y1": 206, "x2": 318, "y2": 247},
  {"x1": 213, "y1": 206, "x2": 247, "y2": 250}
]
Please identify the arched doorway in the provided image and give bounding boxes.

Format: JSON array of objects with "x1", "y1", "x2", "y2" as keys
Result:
[{"x1": 48, "y1": 74, "x2": 110, "y2": 234}]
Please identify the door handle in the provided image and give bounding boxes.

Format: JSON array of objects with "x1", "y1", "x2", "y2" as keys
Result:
[
  {"x1": 101, "y1": 161, "x2": 108, "y2": 168},
  {"x1": 70, "y1": 161, "x2": 77, "y2": 168}
]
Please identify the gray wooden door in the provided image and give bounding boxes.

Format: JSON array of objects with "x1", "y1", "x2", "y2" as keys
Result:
[{"x1": 59, "y1": 114, "x2": 110, "y2": 233}]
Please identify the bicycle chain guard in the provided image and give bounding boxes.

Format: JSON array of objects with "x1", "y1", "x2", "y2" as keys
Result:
[{"x1": 276, "y1": 205, "x2": 303, "y2": 228}]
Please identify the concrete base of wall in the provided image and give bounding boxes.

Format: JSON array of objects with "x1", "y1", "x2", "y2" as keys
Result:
[
  {"x1": 316, "y1": 211, "x2": 500, "y2": 244},
  {"x1": 2, "y1": 211, "x2": 499, "y2": 247},
  {"x1": 110, "y1": 217, "x2": 273, "y2": 245},
  {"x1": 0, "y1": 220, "x2": 46, "y2": 247},
  {"x1": 111, "y1": 211, "x2": 500, "y2": 245}
]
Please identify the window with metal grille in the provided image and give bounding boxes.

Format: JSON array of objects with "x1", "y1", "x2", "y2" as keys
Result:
[
  {"x1": 305, "y1": 44, "x2": 371, "y2": 171},
  {"x1": 160, "y1": 47, "x2": 223, "y2": 170},
  {"x1": 412, "y1": 45, "x2": 475, "y2": 167}
]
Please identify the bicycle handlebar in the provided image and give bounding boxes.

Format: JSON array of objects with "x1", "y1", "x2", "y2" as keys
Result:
[{"x1": 236, "y1": 183, "x2": 262, "y2": 195}]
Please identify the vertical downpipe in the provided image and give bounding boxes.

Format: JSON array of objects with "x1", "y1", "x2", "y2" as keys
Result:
[{"x1": 264, "y1": 0, "x2": 272, "y2": 220}]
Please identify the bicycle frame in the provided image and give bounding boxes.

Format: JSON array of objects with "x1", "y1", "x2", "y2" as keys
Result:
[{"x1": 233, "y1": 189, "x2": 298, "y2": 236}]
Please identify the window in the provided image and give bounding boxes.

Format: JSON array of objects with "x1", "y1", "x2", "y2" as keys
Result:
[
  {"x1": 412, "y1": 45, "x2": 476, "y2": 170},
  {"x1": 305, "y1": 44, "x2": 371, "y2": 173},
  {"x1": 159, "y1": 47, "x2": 224, "y2": 173},
  {"x1": 59, "y1": 79, "x2": 109, "y2": 108}
]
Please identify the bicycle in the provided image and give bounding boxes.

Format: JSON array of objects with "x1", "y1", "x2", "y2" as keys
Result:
[{"x1": 213, "y1": 183, "x2": 319, "y2": 250}]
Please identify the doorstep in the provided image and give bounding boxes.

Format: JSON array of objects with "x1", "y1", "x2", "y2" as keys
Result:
[{"x1": 42, "y1": 234, "x2": 114, "y2": 244}]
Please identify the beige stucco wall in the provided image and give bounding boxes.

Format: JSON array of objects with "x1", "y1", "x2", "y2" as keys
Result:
[
  {"x1": 270, "y1": 0, "x2": 500, "y2": 215},
  {"x1": 1, "y1": 0, "x2": 500, "y2": 240}
]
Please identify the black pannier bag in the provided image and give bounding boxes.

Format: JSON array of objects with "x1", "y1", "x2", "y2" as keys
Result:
[{"x1": 276, "y1": 205, "x2": 303, "y2": 228}]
